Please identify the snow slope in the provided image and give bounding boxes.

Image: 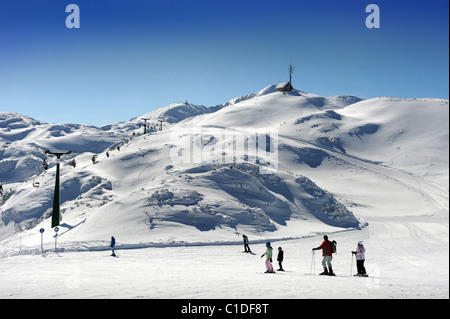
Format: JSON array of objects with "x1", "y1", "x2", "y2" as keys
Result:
[
  {"x1": 0, "y1": 224, "x2": 447, "y2": 299},
  {"x1": 0, "y1": 86, "x2": 448, "y2": 298}
]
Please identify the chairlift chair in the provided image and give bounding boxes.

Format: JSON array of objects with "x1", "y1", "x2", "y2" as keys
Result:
[{"x1": 32, "y1": 177, "x2": 40, "y2": 188}]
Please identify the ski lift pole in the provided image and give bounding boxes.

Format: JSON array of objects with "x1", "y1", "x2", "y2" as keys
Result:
[
  {"x1": 141, "y1": 118, "x2": 150, "y2": 134},
  {"x1": 45, "y1": 150, "x2": 72, "y2": 228}
]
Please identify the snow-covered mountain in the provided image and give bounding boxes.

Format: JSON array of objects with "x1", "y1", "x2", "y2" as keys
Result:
[
  {"x1": 0, "y1": 85, "x2": 448, "y2": 299},
  {"x1": 1, "y1": 85, "x2": 447, "y2": 246}
]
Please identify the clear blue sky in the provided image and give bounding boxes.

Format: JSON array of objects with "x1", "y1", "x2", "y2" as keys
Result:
[{"x1": 0, "y1": 0, "x2": 448, "y2": 126}]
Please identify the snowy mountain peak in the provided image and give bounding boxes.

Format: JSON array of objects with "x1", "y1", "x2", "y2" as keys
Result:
[{"x1": 137, "y1": 102, "x2": 213, "y2": 124}]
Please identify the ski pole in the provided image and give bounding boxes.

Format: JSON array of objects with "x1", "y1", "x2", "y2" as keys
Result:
[
  {"x1": 311, "y1": 250, "x2": 315, "y2": 275},
  {"x1": 350, "y1": 252, "x2": 354, "y2": 276}
]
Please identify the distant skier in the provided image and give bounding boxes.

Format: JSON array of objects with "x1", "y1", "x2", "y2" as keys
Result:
[
  {"x1": 42, "y1": 160, "x2": 49, "y2": 170},
  {"x1": 91, "y1": 155, "x2": 97, "y2": 164},
  {"x1": 106, "y1": 151, "x2": 109, "y2": 158},
  {"x1": 352, "y1": 241, "x2": 367, "y2": 276},
  {"x1": 312, "y1": 235, "x2": 335, "y2": 276},
  {"x1": 110, "y1": 236, "x2": 116, "y2": 257},
  {"x1": 70, "y1": 159, "x2": 76, "y2": 168},
  {"x1": 261, "y1": 242, "x2": 275, "y2": 273},
  {"x1": 242, "y1": 234, "x2": 251, "y2": 253},
  {"x1": 277, "y1": 247, "x2": 284, "y2": 271}
]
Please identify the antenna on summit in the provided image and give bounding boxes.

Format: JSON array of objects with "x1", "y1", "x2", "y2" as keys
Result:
[{"x1": 288, "y1": 64, "x2": 295, "y2": 88}]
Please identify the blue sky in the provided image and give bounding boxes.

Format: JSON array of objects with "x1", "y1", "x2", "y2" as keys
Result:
[{"x1": 0, "y1": 0, "x2": 448, "y2": 126}]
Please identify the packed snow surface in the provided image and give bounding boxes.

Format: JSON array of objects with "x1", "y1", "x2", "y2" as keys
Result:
[{"x1": 0, "y1": 86, "x2": 448, "y2": 298}]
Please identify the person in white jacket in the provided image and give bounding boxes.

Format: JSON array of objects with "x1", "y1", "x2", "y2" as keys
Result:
[{"x1": 352, "y1": 241, "x2": 367, "y2": 276}]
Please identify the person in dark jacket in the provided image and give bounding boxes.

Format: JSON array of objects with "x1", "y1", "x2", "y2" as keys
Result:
[
  {"x1": 277, "y1": 247, "x2": 284, "y2": 271},
  {"x1": 242, "y1": 234, "x2": 251, "y2": 253},
  {"x1": 110, "y1": 236, "x2": 116, "y2": 257},
  {"x1": 312, "y1": 235, "x2": 335, "y2": 276}
]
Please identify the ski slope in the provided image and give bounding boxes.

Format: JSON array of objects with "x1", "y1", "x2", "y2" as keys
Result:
[
  {"x1": 0, "y1": 86, "x2": 448, "y2": 298},
  {"x1": 0, "y1": 219, "x2": 447, "y2": 299}
]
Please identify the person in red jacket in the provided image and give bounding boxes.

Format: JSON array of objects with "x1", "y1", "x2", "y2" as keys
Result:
[{"x1": 312, "y1": 235, "x2": 335, "y2": 276}]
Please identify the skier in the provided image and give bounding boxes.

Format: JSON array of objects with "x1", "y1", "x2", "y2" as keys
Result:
[
  {"x1": 91, "y1": 155, "x2": 96, "y2": 164},
  {"x1": 110, "y1": 236, "x2": 116, "y2": 257},
  {"x1": 277, "y1": 247, "x2": 284, "y2": 271},
  {"x1": 70, "y1": 159, "x2": 76, "y2": 168},
  {"x1": 42, "y1": 160, "x2": 49, "y2": 170},
  {"x1": 352, "y1": 241, "x2": 367, "y2": 276},
  {"x1": 312, "y1": 235, "x2": 335, "y2": 276},
  {"x1": 261, "y1": 242, "x2": 275, "y2": 273},
  {"x1": 106, "y1": 151, "x2": 109, "y2": 158},
  {"x1": 242, "y1": 234, "x2": 251, "y2": 253}
]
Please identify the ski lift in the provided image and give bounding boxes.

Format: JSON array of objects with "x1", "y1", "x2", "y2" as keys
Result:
[
  {"x1": 32, "y1": 177, "x2": 40, "y2": 188},
  {"x1": 42, "y1": 159, "x2": 49, "y2": 170},
  {"x1": 32, "y1": 165, "x2": 43, "y2": 188}
]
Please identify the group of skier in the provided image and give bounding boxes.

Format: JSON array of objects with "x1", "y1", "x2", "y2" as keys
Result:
[
  {"x1": 243, "y1": 234, "x2": 367, "y2": 276},
  {"x1": 108, "y1": 233, "x2": 366, "y2": 276}
]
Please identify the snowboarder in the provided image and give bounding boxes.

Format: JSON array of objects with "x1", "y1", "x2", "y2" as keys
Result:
[
  {"x1": 352, "y1": 241, "x2": 367, "y2": 276},
  {"x1": 312, "y1": 235, "x2": 335, "y2": 276},
  {"x1": 261, "y1": 242, "x2": 275, "y2": 273},
  {"x1": 242, "y1": 234, "x2": 251, "y2": 253},
  {"x1": 277, "y1": 247, "x2": 284, "y2": 271},
  {"x1": 110, "y1": 236, "x2": 116, "y2": 256}
]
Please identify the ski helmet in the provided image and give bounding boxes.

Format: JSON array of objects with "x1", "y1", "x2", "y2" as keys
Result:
[{"x1": 266, "y1": 242, "x2": 271, "y2": 247}]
